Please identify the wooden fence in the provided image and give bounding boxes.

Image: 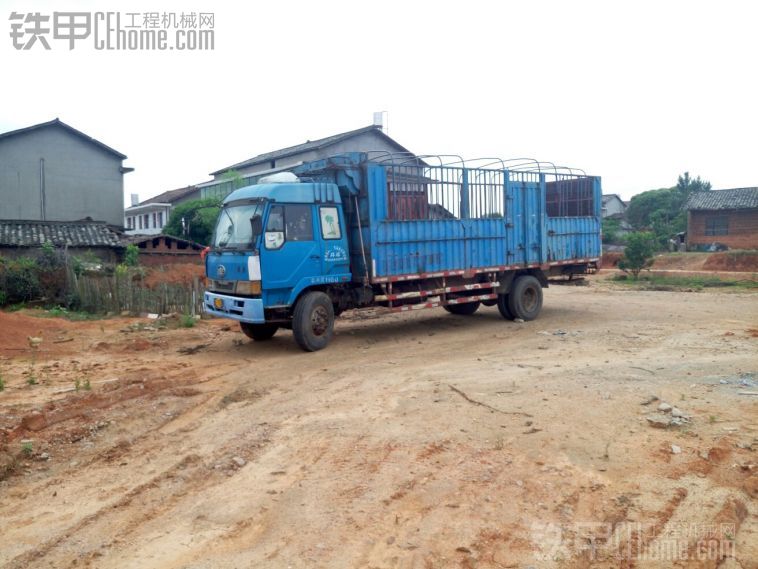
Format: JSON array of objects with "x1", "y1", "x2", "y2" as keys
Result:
[{"x1": 71, "y1": 271, "x2": 205, "y2": 316}]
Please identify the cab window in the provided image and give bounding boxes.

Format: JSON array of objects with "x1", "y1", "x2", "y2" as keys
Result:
[
  {"x1": 264, "y1": 204, "x2": 313, "y2": 249},
  {"x1": 319, "y1": 206, "x2": 342, "y2": 239},
  {"x1": 284, "y1": 205, "x2": 313, "y2": 241}
]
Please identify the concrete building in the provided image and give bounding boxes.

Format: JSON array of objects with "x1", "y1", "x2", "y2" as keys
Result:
[
  {"x1": 601, "y1": 194, "x2": 627, "y2": 218},
  {"x1": 686, "y1": 187, "x2": 758, "y2": 250},
  {"x1": 0, "y1": 119, "x2": 132, "y2": 227},
  {"x1": 200, "y1": 124, "x2": 416, "y2": 201},
  {"x1": 124, "y1": 185, "x2": 199, "y2": 235}
]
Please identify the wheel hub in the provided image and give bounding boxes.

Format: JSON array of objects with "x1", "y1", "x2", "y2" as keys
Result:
[{"x1": 311, "y1": 306, "x2": 329, "y2": 336}]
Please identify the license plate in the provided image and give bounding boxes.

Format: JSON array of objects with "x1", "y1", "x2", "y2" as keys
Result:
[{"x1": 213, "y1": 298, "x2": 224, "y2": 310}]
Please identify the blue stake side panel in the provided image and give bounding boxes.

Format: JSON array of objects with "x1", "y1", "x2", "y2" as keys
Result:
[
  {"x1": 295, "y1": 154, "x2": 601, "y2": 282},
  {"x1": 367, "y1": 167, "x2": 601, "y2": 280}
]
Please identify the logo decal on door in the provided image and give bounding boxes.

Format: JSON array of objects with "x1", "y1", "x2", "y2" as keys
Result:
[{"x1": 324, "y1": 246, "x2": 347, "y2": 262}]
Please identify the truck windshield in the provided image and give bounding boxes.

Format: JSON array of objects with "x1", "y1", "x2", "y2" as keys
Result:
[{"x1": 213, "y1": 203, "x2": 264, "y2": 249}]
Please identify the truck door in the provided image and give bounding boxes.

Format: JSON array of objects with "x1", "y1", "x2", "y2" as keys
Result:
[{"x1": 260, "y1": 204, "x2": 322, "y2": 297}]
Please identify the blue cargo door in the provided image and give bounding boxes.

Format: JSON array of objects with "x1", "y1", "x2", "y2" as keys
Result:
[{"x1": 506, "y1": 174, "x2": 542, "y2": 266}]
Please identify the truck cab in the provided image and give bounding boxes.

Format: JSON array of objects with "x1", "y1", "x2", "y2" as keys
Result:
[{"x1": 203, "y1": 173, "x2": 352, "y2": 349}]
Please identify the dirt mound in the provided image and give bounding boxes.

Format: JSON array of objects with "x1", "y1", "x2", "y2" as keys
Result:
[
  {"x1": 652, "y1": 253, "x2": 710, "y2": 270},
  {"x1": 703, "y1": 251, "x2": 758, "y2": 272},
  {"x1": 142, "y1": 263, "x2": 205, "y2": 289},
  {"x1": 602, "y1": 251, "x2": 623, "y2": 267},
  {"x1": 0, "y1": 311, "x2": 79, "y2": 353}
]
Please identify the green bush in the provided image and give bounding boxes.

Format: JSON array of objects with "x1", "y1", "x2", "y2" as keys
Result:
[
  {"x1": 618, "y1": 232, "x2": 657, "y2": 279},
  {"x1": 0, "y1": 257, "x2": 42, "y2": 304},
  {"x1": 124, "y1": 244, "x2": 139, "y2": 267},
  {"x1": 180, "y1": 314, "x2": 196, "y2": 328}
]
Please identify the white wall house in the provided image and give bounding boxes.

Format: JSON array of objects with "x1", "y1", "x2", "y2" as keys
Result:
[{"x1": 124, "y1": 202, "x2": 171, "y2": 235}]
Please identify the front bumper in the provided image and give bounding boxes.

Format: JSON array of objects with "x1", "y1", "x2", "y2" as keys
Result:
[{"x1": 203, "y1": 291, "x2": 265, "y2": 323}]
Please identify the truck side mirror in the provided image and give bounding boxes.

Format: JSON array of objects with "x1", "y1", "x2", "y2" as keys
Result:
[{"x1": 250, "y1": 215, "x2": 263, "y2": 237}]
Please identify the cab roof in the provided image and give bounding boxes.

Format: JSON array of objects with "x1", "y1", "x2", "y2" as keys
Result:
[{"x1": 223, "y1": 182, "x2": 341, "y2": 205}]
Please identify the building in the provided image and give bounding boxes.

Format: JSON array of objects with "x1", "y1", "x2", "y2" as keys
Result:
[
  {"x1": 601, "y1": 194, "x2": 627, "y2": 218},
  {"x1": 0, "y1": 118, "x2": 132, "y2": 227},
  {"x1": 686, "y1": 187, "x2": 758, "y2": 250},
  {"x1": 124, "y1": 185, "x2": 199, "y2": 235},
  {"x1": 122, "y1": 234, "x2": 204, "y2": 266},
  {"x1": 200, "y1": 124, "x2": 417, "y2": 201},
  {"x1": 0, "y1": 220, "x2": 124, "y2": 263}
]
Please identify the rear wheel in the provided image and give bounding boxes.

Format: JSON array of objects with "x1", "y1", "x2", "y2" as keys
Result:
[
  {"x1": 496, "y1": 294, "x2": 514, "y2": 319},
  {"x1": 292, "y1": 291, "x2": 335, "y2": 351},
  {"x1": 507, "y1": 275, "x2": 543, "y2": 321},
  {"x1": 443, "y1": 301, "x2": 481, "y2": 315},
  {"x1": 240, "y1": 322, "x2": 278, "y2": 341}
]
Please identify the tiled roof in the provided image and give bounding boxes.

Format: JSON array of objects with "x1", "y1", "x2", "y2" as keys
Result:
[
  {"x1": 209, "y1": 125, "x2": 414, "y2": 175},
  {"x1": 687, "y1": 188, "x2": 758, "y2": 211},
  {"x1": 0, "y1": 220, "x2": 125, "y2": 248},
  {"x1": 141, "y1": 185, "x2": 199, "y2": 205},
  {"x1": 0, "y1": 118, "x2": 127, "y2": 159}
]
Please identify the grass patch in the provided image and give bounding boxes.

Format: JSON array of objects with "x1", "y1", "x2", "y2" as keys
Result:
[
  {"x1": 612, "y1": 274, "x2": 758, "y2": 291},
  {"x1": 180, "y1": 314, "x2": 196, "y2": 328}
]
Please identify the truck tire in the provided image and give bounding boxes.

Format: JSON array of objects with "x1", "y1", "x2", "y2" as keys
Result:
[
  {"x1": 240, "y1": 322, "x2": 278, "y2": 341},
  {"x1": 507, "y1": 275, "x2": 543, "y2": 321},
  {"x1": 292, "y1": 291, "x2": 334, "y2": 352},
  {"x1": 496, "y1": 294, "x2": 514, "y2": 319},
  {"x1": 443, "y1": 301, "x2": 480, "y2": 315}
]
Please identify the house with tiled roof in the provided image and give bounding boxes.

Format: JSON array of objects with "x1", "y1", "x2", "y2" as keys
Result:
[
  {"x1": 0, "y1": 220, "x2": 125, "y2": 262},
  {"x1": 199, "y1": 124, "x2": 418, "y2": 201},
  {"x1": 686, "y1": 187, "x2": 758, "y2": 250}
]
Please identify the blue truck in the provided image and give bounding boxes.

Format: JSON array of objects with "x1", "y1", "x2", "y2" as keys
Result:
[{"x1": 203, "y1": 152, "x2": 601, "y2": 351}]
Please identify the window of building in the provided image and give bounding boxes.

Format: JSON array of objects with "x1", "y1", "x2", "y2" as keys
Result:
[
  {"x1": 158, "y1": 211, "x2": 163, "y2": 227},
  {"x1": 153, "y1": 212, "x2": 157, "y2": 228},
  {"x1": 138, "y1": 216, "x2": 143, "y2": 229},
  {"x1": 705, "y1": 216, "x2": 728, "y2": 236},
  {"x1": 144, "y1": 214, "x2": 150, "y2": 228}
]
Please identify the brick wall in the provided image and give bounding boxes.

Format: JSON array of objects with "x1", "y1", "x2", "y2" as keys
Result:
[
  {"x1": 688, "y1": 209, "x2": 758, "y2": 249},
  {"x1": 133, "y1": 236, "x2": 203, "y2": 265}
]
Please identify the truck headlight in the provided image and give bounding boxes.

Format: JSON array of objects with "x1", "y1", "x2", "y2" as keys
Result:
[{"x1": 236, "y1": 281, "x2": 261, "y2": 295}]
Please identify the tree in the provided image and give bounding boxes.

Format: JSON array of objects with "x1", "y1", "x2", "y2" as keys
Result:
[
  {"x1": 602, "y1": 217, "x2": 621, "y2": 244},
  {"x1": 625, "y1": 172, "x2": 711, "y2": 246},
  {"x1": 124, "y1": 244, "x2": 139, "y2": 266},
  {"x1": 221, "y1": 169, "x2": 248, "y2": 191},
  {"x1": 618, "y1": 232, "x2": 657, "y2": 279},
  {"x1": 163, "y1": 198, "x2": 221, "y2": 245},
  {"x1": 677, "y1": 172, "x2": 711, "y2": 193}
]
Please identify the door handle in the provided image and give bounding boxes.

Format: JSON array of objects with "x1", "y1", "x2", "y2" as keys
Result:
[{"x1": 310, "y1": 254, "x2": 320, "y2": 259}]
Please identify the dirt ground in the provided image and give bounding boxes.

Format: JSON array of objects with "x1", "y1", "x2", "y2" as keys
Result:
[
  {"x1": 1, "y1": 279, "x2": 756, "y2": 568},
  {"x1": 602, "y1": 251, "x2": 758, "y2": 273}
]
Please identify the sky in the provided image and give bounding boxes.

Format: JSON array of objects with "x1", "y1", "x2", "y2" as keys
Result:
[{"x1": 1, "y1": 0, "x2": 757, "y2": 204}]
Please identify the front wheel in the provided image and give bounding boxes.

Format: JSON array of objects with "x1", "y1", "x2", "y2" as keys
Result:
[
  {"x1": 240, "y1": 322, "x2": 278, "y2": 341},
  {"x1": 443, "y1": 301, "x2": 480, "y2": 315},
  {"x1": 292, "y1": 291, "x2": 335, "y2": 352},
  {"x1": 507, "y1": 275, "x2": 543, "y2": 321}
]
